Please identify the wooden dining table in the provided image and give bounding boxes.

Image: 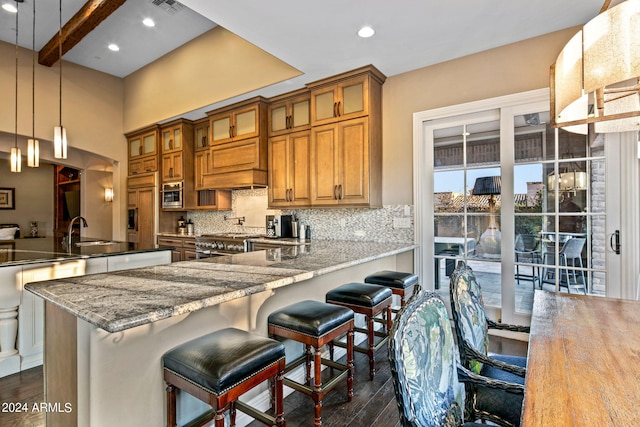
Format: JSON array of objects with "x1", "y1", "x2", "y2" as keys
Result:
[{"x1": 521, "y1": 290, "x2": 640, "y2": 426}]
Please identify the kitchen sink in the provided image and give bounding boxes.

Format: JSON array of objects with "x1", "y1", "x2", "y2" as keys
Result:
[{"x1": 75, "y1": 240, "x2": 118, "y2": 247}]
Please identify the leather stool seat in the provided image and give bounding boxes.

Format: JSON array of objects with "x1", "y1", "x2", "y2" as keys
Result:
[
  {"x1": 163, "y1": 328, "x2": 286, "y2": 427},
  {"x1": 268, "y1": 300, "x2": 355, "y2": 426},
  {"x1": 268, "y1": 300, "x2": 354, "y2": 339},
  {"x1": 326, "y1": 283, "x2": 393, "y2": 379},
  {"x1": 364, "y1": 270, "x2": 419, "y2": 311},
  {"x1": 364, "y1": 270, "x2": 419, "y2": 290},
  {"x1": 326, "y1": 282, "x2": 393, "y2": 307}
]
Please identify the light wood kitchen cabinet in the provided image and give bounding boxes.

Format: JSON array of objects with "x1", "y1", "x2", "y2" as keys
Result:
[
  {"x1": 194, "y1": 149, "x2": 212, "y2": 190},
  {"x1": 160, "y1": 119, "x2": 193, "y2": 184},
  {"x1": 308, "y1": 65, "x2": 385, "y2": 127},
  {"x1": 307, "y1": 65, "x2": 385, "y2": 207},
  {"x1": 268, "y1": 88, "x2": 310, "y2": 136},
  {"x1": 193, "y1": 117, "x2": 210, "y2": 151},
  {"x1": 127, "y1": 173, "x2": 157, "y2": 250},
  {"x1": 157, "y1": 235, "x2": 196, "y2": 262},
  {"x1": 268, "y1": 131, "x2": 311, "y2": 208},
  {"x1": 311, "y1": 117, "x2": 382, "y2": 207},
  {"x1": 126, "y1": 125, "x2": 159, "y2": 176},
  {"x1": 209, "y1": 99, "x2": 263, "y2": 145},
  {"x1": 204, "y1": 97, "x2": 268, "y2": 189}
]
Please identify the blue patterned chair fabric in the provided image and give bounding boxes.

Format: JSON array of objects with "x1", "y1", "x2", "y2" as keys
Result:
[
  {"x1": 449, "y1": 260, "x2": 529, "y2": 427},
  {"x1": 388, "y1": 290, "x2": 475, "y2": 426}
]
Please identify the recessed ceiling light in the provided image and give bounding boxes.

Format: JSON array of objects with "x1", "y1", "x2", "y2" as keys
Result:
[
  {"x1": 2, "y1": 3, "x2": 18, "y2": 13},
  {"x1": 357, "y1": 26, "x2": 375, "y2": 38},
  {"x1": 108, "y1": 44, "x2": 120, "y2": 52},
  {"x1": 142, "y1": 18, "x2": 155, "y2": 27}
]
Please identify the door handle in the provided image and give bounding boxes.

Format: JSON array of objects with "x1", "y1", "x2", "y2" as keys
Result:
[{"x1": 610, "y1": 230, "x2": 621, "y2": 254}]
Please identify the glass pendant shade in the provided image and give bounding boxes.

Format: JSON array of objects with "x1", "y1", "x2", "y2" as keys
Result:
[
  {"x1": 551, "y1": 0, "x2": 640, "y2": 134},
  {"x1": 10, "y1": 147, "x2": 21, "y2": 173},
  {"x1": 27, "y1": 139, "x2": 39, "y2": 167},
  {"x1": 54, "y1": 126, "x2": 67, "y2": 159}
]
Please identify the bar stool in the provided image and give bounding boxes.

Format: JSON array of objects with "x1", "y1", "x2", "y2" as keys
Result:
[
  {"x1": 325, "y1": 282, "x2": 392, "y2": 379},
  {"x1": 162, "y1": 328, "x2": 286, "y2": 427},
  {"x1": 364, "y1": 270, "x2": 419, "y2": 314},
  {"x1": 268, "y1": 300, "x2": 354, "y2": 427}
]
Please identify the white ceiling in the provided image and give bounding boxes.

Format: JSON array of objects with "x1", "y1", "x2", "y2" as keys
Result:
[{"x1": 0, "y1": 0, "x2": 613, "y2": 115}]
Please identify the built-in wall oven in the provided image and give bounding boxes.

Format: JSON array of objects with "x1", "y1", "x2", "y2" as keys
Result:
[{"x1": 162, "y1": 182, "x2": 183, "y2": 209}]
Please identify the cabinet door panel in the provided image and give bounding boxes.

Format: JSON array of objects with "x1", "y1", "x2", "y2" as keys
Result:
[
  {"x1": 342, "y1": 83, "x2": 364, "y2": 116},
  {"x1": 129, "y1": 138, "x2": 142, "y2": 157},
  {"x1": 235, "y1": 109, "x2": 257, "y2": 137},
  {"x1": 290, "y1": 132, "x2": 311, "y2": 205},
  {"x1": 143, "y1": 134, "x2": 156, "y2": 155},
  {"x1": 314, "y1": 91, "x2": 336, "y2": 122},
  {"x1": 136, "y1": 187, "x2": 156, "y2": 250},
  {"x1": 268, "y1": 136, "x2": 289, "y2": 206},
  {"x1": 195, "y1": 150, "x2": 211, "y2": 190},
  {"x1": 212, "y1": 117, "x2": 231, "y2": 143},
  {"x1": 271, "y1": 106, "x2": 288, "y2": 133},
  {"x1": 340, "y1": 118, "x2": 369, "y2": 203},
  {"x1": 292, "y1": 100, "x2": 310, "y2": 128},
  {"x1": 311, "y1": 126, "x2": 339, "y2": 204}
]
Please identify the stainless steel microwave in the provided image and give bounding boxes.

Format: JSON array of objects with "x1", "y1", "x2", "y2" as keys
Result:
[{"x1": 162, "y1": 182, "x2": 183, "y2": 208}]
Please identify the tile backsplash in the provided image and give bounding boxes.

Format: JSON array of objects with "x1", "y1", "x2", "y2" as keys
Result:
[{"x1": 187, "y1": 188, "x2": 413, "y2": 243}]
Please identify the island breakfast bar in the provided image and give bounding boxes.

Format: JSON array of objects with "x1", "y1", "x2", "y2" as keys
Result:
[
  {"x1": 25, "y1": 240, "x2": 416, "y2": 427},
  {"x1": 522, "y1": 290, "x2": 640, "y2": 426}
]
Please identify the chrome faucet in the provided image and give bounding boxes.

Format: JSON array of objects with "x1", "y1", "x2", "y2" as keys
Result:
[{"x1": 66, "y1": 216, "x2": 88, "y2": 247}]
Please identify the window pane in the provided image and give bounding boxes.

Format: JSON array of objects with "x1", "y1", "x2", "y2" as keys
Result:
[
  {"x1": 434, "y1": 125, "x2": 464, "y2": 168},
  {"x1": 514, "y1": 112, "x2": 549, "y2": 163},
  {"x1": 466, "y1": 121, "x2": 500, "y2": 166}
]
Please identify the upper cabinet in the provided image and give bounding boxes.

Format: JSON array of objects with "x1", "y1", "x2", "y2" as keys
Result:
[
  {"x1": 126, "y1": 125, "x2": 160, "y2": 176},
  {"x1": 193, "y1": 117, "x2": 210, "y2": 151},
  {"x1": 307, "y1": 65, "x2": 386, "y2": 207},
  {"x1": 268, "y1": 89, "x2": 311, "y2": 136},
  {"x1": 160, "y1": 119, "x2": 194, "y2": 184},
  {"x1": 309, "y1": 66, "x2": 385, "y2": 127},
  {"x1": 209, "y1": 101, "x2": 261, "y2": 145},
  {"x1": 203, "y1": 97, "x2": 269, "y2": 189}
]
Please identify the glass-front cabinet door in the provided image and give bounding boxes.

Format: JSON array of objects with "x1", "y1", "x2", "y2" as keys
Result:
[
  {"x1": 310, "y1": 75, "x2": 369, "y2": 126},
  {"x1": 163, "y1": 127, "x2": 181, "y2": 152}
]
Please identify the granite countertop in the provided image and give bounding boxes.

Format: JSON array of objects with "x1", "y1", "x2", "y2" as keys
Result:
[
  {"x1": 0, "y1": 237, "x2": 169, "y2": 267},
  {"x1": 25, "y1": 240, "x2": 416, "y2": 333}
]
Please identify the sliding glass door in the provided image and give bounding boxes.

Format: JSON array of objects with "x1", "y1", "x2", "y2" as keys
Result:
[{"x1": 415, "y1": 90, "x2": 609, "y2": 325}]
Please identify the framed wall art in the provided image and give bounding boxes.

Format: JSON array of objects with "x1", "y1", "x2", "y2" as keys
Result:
[{"x1": 0, "y1": 188, "x2": 15, "y2": 210}]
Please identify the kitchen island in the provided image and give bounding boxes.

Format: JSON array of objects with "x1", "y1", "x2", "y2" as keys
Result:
[
  {"x1": 25, "y1": 240, "x2": 415, "y2": 427},
  {"x1": 0, "y1": 237, "x2": 171, "y2": 378}
]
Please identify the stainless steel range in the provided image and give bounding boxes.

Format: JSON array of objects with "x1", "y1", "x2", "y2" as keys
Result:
[{"x1": 195, "y1": 233, "x2": 261, "y2": 258}]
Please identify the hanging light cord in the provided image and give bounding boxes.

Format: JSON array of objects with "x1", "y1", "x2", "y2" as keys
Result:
[
  {"x1": 32, "y1": 0, "x2": 35, "y2": 139},
  {"x1": 14, "y1": 1, "x2": 19, "y2": 150},
  {"x1": 58, "y1": 0, "x2": 62, "y2": 127}
]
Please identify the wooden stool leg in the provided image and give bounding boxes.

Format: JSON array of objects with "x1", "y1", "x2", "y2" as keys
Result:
[
  {"x1": 275, "y1": 368, "x2": 286, "y2": 427},
  {"x1": 165, "y1": 384, "x2": 176, "y2": 427},
  {"x1": 346, "y1": 328, "x2": 354, "y2": 401},
  {"x1": 305, "y1": 344, "x2": 312, "y2": 385},
  {"x1": 230, "y1": 401, "x2": 236, "y2": 426},
  {"x1": 367, "y1": 314, "x2": 375, "y2": 379},
  {"x1": 215, "y1": 407, "x2": 225, "y2": 427},
  {"x1": 313, "y1": 347, "x2": 323, "y2": 427},
  {"x1": 385, "y1": 306, "x2": 392, "y2": 332}
]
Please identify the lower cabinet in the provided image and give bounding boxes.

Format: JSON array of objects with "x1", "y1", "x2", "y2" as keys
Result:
[{"x1": 157, "y1": 235, "x2": 197, "y2": 262}]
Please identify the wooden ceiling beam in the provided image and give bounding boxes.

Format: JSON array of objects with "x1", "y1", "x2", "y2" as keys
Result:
[{"x1": 38, "y1": 0, "x2": 128, "y2": 67}]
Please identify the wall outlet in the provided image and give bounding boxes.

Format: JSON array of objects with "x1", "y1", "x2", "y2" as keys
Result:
[
  {"x1": 393, "y1": 217, "x2": 411, "y2": 229},
  {"x1": 404, "y1": 205, "x2": 411, "y2": 216}
]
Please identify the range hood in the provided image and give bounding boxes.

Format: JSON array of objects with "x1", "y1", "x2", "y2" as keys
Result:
[{"x1": 201, "y1": 169, "x2": 267, "y2": 190}]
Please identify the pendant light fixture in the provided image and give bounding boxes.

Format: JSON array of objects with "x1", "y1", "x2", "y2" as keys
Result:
[
  {"x1": 10, "y1": 0, "x2": 23, "y2": 173},
  {"x1": 27, "y1": 0, "x2": 38, "y2": 167},
  {"x1": 551, "y1": 0, "x2": 640, "y2": 135},
  {"x1": 53, "y1": 0, "x2": 67, "y2": 159}
]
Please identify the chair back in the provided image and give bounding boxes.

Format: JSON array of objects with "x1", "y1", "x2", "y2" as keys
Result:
[
  {"x1": 561, "y1": 237, "x2": 586, "y2": 259},
  {"x1": 388, "y1": 290, "x2": 466, "y2": 427},
  {"x1": 515, "y1": 234, "x2": 539, "y2": 252},
  {"x1": 449, "y1": 261, "x2": 489, "y2": 374}
]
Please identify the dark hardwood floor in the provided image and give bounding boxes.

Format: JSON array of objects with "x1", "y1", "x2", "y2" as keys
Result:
[
  {"x1": 248, "y1": 345, "x2": 401, "y2": 427},
  {"x1": 0, "y1": 366, "x2": 45, "y2": 427},
  {"x1": 0, "y1": 346, "x2": 400, "y2": 427}
]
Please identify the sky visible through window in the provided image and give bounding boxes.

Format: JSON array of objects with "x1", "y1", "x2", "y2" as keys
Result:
[{"x1": 434, "y1": 164, "x2": 542, "y2": 195}]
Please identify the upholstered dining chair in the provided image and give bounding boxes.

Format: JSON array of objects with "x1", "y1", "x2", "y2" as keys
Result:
[
  {"x1": 388, "y1": 290, "x2": 524, "y2": 427},
  {"x1": 449, "y1": 260, "x2": 529, "y2": 427}
]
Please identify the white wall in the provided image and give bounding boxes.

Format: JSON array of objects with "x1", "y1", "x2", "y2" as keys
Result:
[{"x1": 0, "y1": 163, "x2": 54, "y2": 236}]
